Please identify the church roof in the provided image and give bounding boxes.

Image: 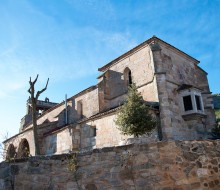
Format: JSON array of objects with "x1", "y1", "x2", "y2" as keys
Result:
[{"x1": 98, "y1": 36, "x2": 200, "y2": 72}]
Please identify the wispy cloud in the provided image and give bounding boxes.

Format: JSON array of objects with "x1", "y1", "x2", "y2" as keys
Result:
[{"x1": 0, "y1": 1, "x2": 137, "y2": 99}]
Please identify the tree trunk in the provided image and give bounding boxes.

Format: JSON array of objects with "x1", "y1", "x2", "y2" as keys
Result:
[
  {"x1": 31, "y1": 98, "x2": 40, "y2": 155},
  {"x1": 28, "y1": 75, "x2": 49, "y2": 156}
]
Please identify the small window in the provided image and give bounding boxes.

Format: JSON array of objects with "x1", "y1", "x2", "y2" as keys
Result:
[
  {"x1": 179, "y1": 87, "x2": 204, "y2": 117},
  {"x1": 93, "y1": 128, "x2": 96, "y2": 137},
  {"x1": 77, "y1": 101, "x2": 83, "y2": 118},
  {"x1": 124, "y1": 67, "x2": 132, "y2": 87},
  {"x1": 195, "y1": 95, "x2": 202, "y2": 110},
  {"x1": 91, "y1": 127, "x2": 96, "y2": 137},
  {"x1": 183, "y1": 95, "x2": 193, "y2": 111},
  {"x1": 128, "y1": 70, "x2": 132, "y2": 85}
]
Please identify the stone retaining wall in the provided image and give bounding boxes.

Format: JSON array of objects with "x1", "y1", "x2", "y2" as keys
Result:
[{"x1": 0, "y1": 140, "x2": 220, "y2": 190}]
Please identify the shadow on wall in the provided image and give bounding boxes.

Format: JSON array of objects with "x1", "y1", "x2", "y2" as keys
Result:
[
  {"x1": 103, "y1": 69, "x2": 129, "y2": 100},
  {"x1": 41, "y1": 103, "x2": 84, "y2": 155},
  {"x1": 44, "y1": 134, "x2": 57, "y2": 155},
  {"x1": 81, "y1": 124, "x2": 96, "y2": 150},
  {"x1": 40, "y1": 104, "x2": 76, "y2": 155}
]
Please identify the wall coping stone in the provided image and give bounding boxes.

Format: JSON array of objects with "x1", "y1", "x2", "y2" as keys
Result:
[{"x1": 1, "y1": 140, "x2": 219, "y2": 165}]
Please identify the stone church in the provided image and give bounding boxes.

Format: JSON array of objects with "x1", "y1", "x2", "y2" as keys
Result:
[{"x1": 4, "y1": 36, "x2": 216, "y2": 159}]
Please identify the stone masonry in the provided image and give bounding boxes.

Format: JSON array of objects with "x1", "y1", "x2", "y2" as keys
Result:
[{"x1": 1, "y1": 140, "x2": 220, "y2": 190}]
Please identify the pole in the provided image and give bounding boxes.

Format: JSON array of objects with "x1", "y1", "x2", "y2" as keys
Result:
[{"x1": 65, "y1": 94, "x2": 68, "y2": 124}]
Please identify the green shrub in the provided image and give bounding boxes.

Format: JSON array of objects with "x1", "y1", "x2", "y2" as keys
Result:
[{"x1": 115, "y1": 84, "x2": 156, "y2": 137}]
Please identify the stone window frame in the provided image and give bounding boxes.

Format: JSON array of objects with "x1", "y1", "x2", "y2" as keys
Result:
[
  {"x1": 124, "y1": 67, "x2": 132, "y2": 86},
  {"x1": 179, "y1": 88, "x2": 204, "y2": 116}
]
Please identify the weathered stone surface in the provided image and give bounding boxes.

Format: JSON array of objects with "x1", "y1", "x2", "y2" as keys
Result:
[
  {"x1": 0, "y1": 140, "x2": 220, "y2": 190},
  {"x1": 183, "y1": 152, "x2": 199, "y2": 161},
  {"x1": 0, "y1": 167, "x2": 9, "y2": 179},
  {"x1": 10, "y1": 165, "x2": 19, "y2": 175},
  {"x1": 85, "y1": 183, "x2": 97, "y2": 190}
]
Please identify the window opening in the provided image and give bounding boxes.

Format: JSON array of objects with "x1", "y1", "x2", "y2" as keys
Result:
[
  {"x1": 77, "y1": 101, "x2": 83, "y2": 118},
  {"x1": 124, "y1": 67, "x2": 132, "y2": 87},
  {"x1": 128, "y1": 70, "x2": 132, "y2": 85},
  {"x1": 17, "y1": 139, "x2": 30, "y2": 158},
  {"x1": 195, "y1": 95, "x2": 202, "y2": 110},
  {"x1": 183, "y1": 95, "x2": 193, "y2": 111},
  {"x1": 93, "y1": 128, "x2": 96, "y2": 137},
  {"x1": 6, "y1": 144, "x2": 16, "y2": 159}
]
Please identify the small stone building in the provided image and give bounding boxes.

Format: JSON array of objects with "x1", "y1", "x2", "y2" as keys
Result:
[{"x1": 3, "y1": 36, "x2": 216, "y2": 158}]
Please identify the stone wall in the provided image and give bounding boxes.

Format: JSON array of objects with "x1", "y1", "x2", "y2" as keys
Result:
[
  {"x1": 80, "y1": 109, "x2": 158, "y2": 150},
  {"x1": 152, "y1": 42, "x2": 216, "y2": 141},
  {"x1": 1, "y1": 140, "x2": 220, "y2": 190},
  {"x1": 36, "y1": 103, "x2": 66, "y2": 128},
  {"x1": 98, "y1": 45, "x2": 159, "y2": 112},
  {"x1": 74, "y1": 88, "x2": 99, "y2": 120},
  {"x1": 42, "y1": 125, "x2": 80, "y2": 155}
]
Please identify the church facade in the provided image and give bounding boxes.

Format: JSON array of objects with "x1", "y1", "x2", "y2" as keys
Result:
[{"x1": 4, "y1": 36, "x2": 216, "y2": 159}]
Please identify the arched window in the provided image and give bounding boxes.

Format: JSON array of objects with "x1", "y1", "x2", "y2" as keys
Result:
[
  {"x1": 124, "y1": 67, "x2": 132, "y2": 86},
  {"x1": 17, "y1": 139, "x2": 30, "y2": 158},
  {"x1": 128, "y1": 70, "x2": 132, "y2": 85},
  {"x1": 6, "y1": 144, "x2": 16, "y2": 160}
]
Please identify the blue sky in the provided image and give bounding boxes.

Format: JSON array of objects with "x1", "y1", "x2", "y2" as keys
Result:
[{"x1": 0, "y1": 0, "x2": 220, "y2": 149}]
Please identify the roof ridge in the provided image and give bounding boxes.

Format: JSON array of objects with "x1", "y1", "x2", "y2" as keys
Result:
[{"x1": 98, "y1": 36, "x2": 200, "y2": 72}]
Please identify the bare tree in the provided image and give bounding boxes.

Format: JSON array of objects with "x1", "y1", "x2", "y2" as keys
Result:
[
  {"x1": 0, "y1": 132, "x2": 10, "y2": 161},
  {"x1": 28, "y1": 75, "x2": 49, "y2": 155}
]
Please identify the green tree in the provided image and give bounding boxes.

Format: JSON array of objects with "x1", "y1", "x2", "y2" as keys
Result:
[
  {"x1": 115, "y1": 84, "x2": 156, "y2": 137},
  {"x1": 211, "y1": 123, "x2": 220, "y2": 139}
]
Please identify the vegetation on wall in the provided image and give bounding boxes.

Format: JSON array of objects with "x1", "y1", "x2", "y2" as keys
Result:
[
  {"x1": 215, "y1": 109, "x2": 220, "y2": 119},
  {"x1": 211, "y1": 123, "x2": 220, "y2": 139},
  {"x1": 211, "y1": 124, "x2": 220, "y2": 137},
  {"x1": 67, "y1": 153, "x2": 81, "y2": 190},
  {"x1": 211, "y1": 109, "x2": 220, "y2": 139},
  {"x1": 0, "y1": 132, "x2": 11, "y2": 162},
  {"x1": 115, "y1": 84, "x2": 156, "y2": 137},
  {"x1": 0, "y1": 137, "x2": 6, "y2": 162},
  {"x1": 119, "y1": 150, "x2": 137, "y2": 189}
]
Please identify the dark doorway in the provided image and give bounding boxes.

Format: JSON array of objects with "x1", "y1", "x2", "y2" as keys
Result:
[
  {"x1": 6, "y1": 144, "x2": 16, "y2": 159},
  {"x1": 17, "y1": 139, "x2": 30, "y2": 158}
]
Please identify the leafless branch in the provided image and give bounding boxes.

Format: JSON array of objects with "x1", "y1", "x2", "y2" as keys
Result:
[
  {"x1": 28, "y1": 87, "x2": 31, "y2": 94},
  {"x1": 36, "y1": 78, "x2": 49, "y2": 99},
  {"x1": 32, "y1": 74, "x2": 39, "y2": 85},
  {"x1": 28, "y1": 75, "x2": 39, "y2": 95}
]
